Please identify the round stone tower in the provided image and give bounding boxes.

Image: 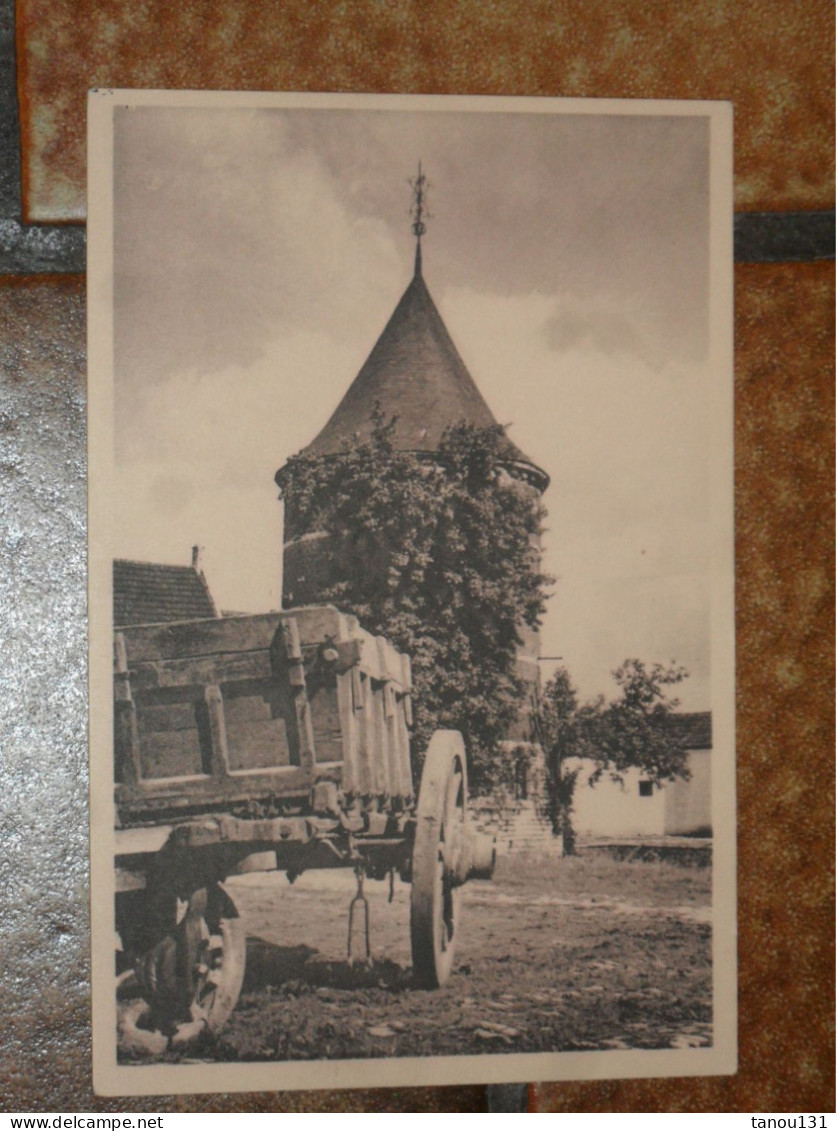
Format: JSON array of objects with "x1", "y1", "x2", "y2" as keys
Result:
[{"x1": 277, "y1": 180, "x2": 549, "y2": 742}]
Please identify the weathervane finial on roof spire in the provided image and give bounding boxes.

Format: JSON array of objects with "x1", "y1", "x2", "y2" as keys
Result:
[{"x1": 409, "y1": 161, "x2": 430, "y2": 276}]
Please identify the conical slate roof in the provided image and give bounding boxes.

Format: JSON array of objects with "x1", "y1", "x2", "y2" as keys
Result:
[{"x1": 300, "y1": 254, "x2": 547, "y2": 489}]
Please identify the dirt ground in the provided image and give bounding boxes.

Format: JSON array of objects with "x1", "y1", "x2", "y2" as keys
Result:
[{"x1": 199, "y1": 850, "x2": 713, "y2": 1063}]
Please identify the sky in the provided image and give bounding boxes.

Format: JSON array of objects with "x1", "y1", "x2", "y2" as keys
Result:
[{"x1": 111, "y1": 99, "x2": 719, "y2": 710}]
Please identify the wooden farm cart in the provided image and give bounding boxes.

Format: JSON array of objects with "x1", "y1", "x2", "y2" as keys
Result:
[{"x1": 113, "y1": 604, "x2": 495, "y2": 1051}]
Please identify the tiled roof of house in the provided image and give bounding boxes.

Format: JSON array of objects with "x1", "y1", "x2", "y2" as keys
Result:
[
  {"x1": 113, "y1": 558, "x2": 218, "y2": 627},
  {"x1": 667, "y1": 711, "x2": 712, "y2": 750},
  {"x1": 300, "y1": 257, "x2": 548, "y2": 489}
]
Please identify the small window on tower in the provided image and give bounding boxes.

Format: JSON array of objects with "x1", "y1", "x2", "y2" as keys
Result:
[{"x1": 638, "y1": 780, "x2": 654, "y2": 797}]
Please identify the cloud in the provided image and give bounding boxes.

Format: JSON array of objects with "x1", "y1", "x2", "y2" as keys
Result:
[
  {"x1": 117, "y1": 324, "x2": 373, "y2": 477},
  {"x1": 442, "y1": 286, "x2": 710, "y2": 523},
  {"x1": 114, "y1": 107, "x2": 404, "y2": 438},
  {"x1": 540, "y1": 297, "x2": 666, "y2": 370}
]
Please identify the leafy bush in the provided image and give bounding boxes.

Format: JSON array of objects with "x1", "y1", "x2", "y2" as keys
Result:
[
  {"x1": 277, "y1": 409, "x2": 552, "y2": 788},
  {"x1": 538, "y1": 661, "x2": 691, "y2": 853}
]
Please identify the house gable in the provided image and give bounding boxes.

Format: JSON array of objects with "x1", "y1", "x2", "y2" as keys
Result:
[{"x1": 113, "y1": 556, "x2": 217, "y2": 627}]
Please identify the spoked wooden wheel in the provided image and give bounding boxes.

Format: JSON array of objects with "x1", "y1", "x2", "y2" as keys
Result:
[
  {"x1": 117, "y1": 882, "x2": 246, "y2": 1055},
  {"x1": 410, "y1": 730, "x2": 468, "y2": 989}
]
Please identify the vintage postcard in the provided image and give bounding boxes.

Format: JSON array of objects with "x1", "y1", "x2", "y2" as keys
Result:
[{"x1": 88, "y1": 91, "x2": 735, "y2": 1096}]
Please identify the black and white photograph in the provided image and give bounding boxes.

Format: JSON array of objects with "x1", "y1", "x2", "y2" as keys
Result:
[{"x1": 87, "y1": 90, "x2": 735, "y2": 1096}]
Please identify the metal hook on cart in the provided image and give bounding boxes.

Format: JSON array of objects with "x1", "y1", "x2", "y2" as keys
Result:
[{"x1": 347, "y1": 864, "x2": 371, "y2": 964}]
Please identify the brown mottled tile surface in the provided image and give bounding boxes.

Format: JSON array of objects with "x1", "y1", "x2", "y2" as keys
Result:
[
  {"x1": 16, "y1": 0, "x2": 835, "y2": 222},
  {"x1": 533, "y1": 261, "x2": 836, "y2": 1112},
  {"x1": 0, "y1": 276, "x2": 484, "y2": 1113}
]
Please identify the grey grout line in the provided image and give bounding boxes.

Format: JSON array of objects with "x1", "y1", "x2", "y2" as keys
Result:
[
  {"x1": 0, "y1": 219, "x2": 86, "y2": 272},
  {"x1": 734, "y1": 210, "x2": 835, "y2": 262},
  {"x1": 486, "y1": 1083, "x2": 529, "y2": 1112},
  {"x1": 0, "y1": 0, "x2": 21, "y2": 220}
]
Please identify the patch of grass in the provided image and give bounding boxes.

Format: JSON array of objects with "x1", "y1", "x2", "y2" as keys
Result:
[{"x1": 493, "y1": 850, "x2": 711, "y2": 907}]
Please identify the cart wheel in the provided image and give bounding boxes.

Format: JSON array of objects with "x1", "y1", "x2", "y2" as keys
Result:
[
  {"x1": 117, "y1": 882, "x2": 245, "y2": 1055},
  {"x1": 410, "y1": 730, "x2": 468, "y2": 989}
]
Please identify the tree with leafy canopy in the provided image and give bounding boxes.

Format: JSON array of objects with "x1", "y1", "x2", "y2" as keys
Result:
[
  {"x1": 537, "y1": 660, "x2": 691, "y2": 854},
  {"x1": 276, "y1": 408, "x2": 553, "y2": 790}
]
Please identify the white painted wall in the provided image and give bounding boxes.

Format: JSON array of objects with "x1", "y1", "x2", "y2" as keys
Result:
[
  {"x1": 569, "y1": 749, "x2": 711, "y2": 838},
  {"x1": 664, "y1": 749, "x2": 712, "y2": 834},
  {"x1": 570, "y1": 761, "x2": 666, "y2": 838}
]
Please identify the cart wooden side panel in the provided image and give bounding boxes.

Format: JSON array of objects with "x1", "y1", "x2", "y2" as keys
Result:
[{"x1": 114, "y1": 604, "x2": 414, "y2": 825}]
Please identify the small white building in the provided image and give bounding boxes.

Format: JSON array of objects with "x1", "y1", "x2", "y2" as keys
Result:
[{"x1": 570, "y1": 712, "x2": 712, "y2": 838}]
